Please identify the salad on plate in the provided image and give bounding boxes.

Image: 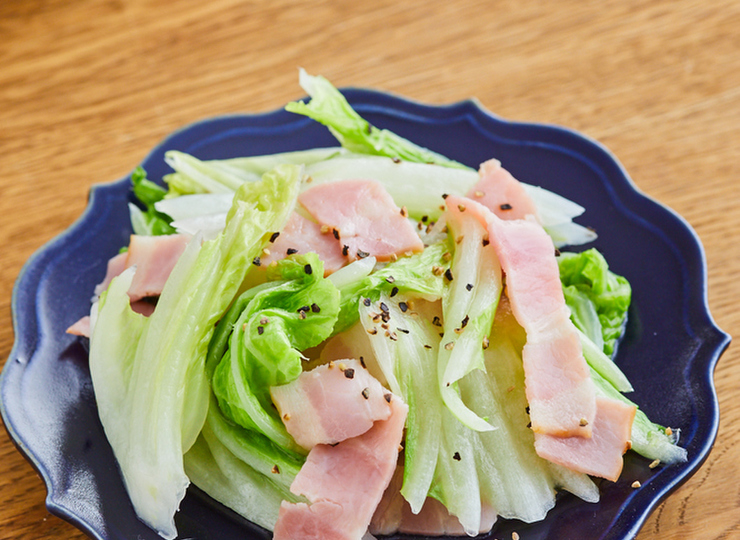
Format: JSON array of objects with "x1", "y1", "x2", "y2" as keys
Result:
[{"x1": 68, "y1": 70, "x2": 687, "y2": 539}]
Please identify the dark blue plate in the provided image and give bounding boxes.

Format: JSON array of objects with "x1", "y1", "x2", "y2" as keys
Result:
[{"x1": 1, "y1": 89, "x2": 730, "y2": 540}]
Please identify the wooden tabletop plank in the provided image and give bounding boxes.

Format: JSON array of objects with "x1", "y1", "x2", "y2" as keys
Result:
[{"x1": 1, "y1": 1, "x2": 737, "y2": 538}]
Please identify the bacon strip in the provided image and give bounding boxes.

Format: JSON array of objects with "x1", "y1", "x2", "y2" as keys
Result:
[
  {"x1": 465, "y1": 159, "x2": 539, "y2": 221},
  {"x1": 124, "y1": 234, "x2": 191, "y2": 301},
  {"x1": 534, "y1": 397, "x2": 636, "y2": 482},
  {"x1": 299, "y1": 179, "x2": 423, "y2": 262},
  {"x1": 273, "y1": 390, "x2": 407, "y2": 540},
  {"x1": 66, "y1": 234, "x2": 191, "y2": 336},
  {"x1": 270, "y1": 359, "x2": 393, "y2": 450},
  {"x1": 261, "y1": 212, "x2": 347, "y2": 276},
  {"x1": 448, "y1": 195, "x2": 596, "y2": 438},
  {"x1": 449, "y1": 188, "x2": 636, "y2": 481}
]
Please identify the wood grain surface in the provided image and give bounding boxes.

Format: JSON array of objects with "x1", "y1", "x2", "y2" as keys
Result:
[{"x1": 1, "y1": 1, "x2": 737, "y2": 539}]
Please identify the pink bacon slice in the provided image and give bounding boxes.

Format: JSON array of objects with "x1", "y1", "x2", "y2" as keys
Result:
[{"x1": 298, "y1": 179, "x2": 423, "y2": 262}]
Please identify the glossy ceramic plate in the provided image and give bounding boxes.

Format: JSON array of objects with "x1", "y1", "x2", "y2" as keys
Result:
[{"x1": 1, "y1": 89, "x2": 730, "y2": 540}]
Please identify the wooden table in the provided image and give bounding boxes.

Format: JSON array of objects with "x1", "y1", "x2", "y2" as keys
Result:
[{"x1": 1, "y1": 1, "x2": 737, "y2": 538}]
